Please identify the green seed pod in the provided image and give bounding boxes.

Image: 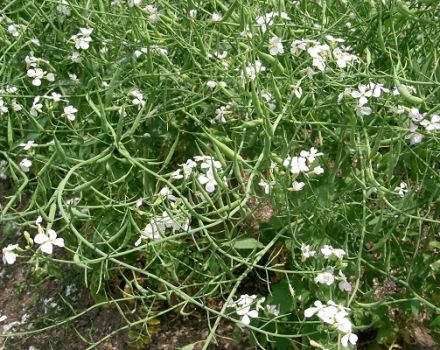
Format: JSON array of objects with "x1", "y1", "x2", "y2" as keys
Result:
[{"x1": 394, "y1": 77, "x2": 424, "y2": 105}]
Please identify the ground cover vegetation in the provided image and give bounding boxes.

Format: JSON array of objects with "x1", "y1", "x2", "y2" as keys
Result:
[{"x1": 1, "y1": 0, "x2": 440, "y2": 349}]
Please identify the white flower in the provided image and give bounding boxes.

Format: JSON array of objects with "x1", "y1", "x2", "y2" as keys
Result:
[
  {"x1": 266, "y1": 304, "x2": 280, "y2": 316},
  {"x1": 188, "y1": 9, "x2": 197, "y2": 18},
  {"x1": 338, "y1": 271, "x2": 352, "y2": 292},
  {"x1": 236, "y1": 305, "x2": 259, "y2": 325},
  {"x1": 130, "y1": 89, "x2": 145, "y2": 109},
  {"x1": 240, "y1": 25, "x2": 252, "y2": 38},
  {"x1": 356, "y1": 105, "x2": 372, "y2": 116},
  {"x1": 2, "y1": 244, "x2": 19, "y2": 264},
  {"x1": 206, "y1": 80, "x2": 217, "y2": 88},
  {"x1": 128, "y1": 0, "x2": 142, "y2": 7},
  {"x1": 0, "y1": 98, "x2": 8, "y2": 114},
  {"x1": 0, "y1": 160, "x2": 8, "y2": 180},
  {"x1": 70, "y1": 51, "x2": 82, "y2": 63},
  {"x1": 369, "y1": 82, "x2": 389, "y2": 97},
  {"x1": 182, "y1": 159, "x2": 197, "y2": 176},
  {"x1": 292, "y1": 181, "x2": 305, "y2": 191},
  {"x1": 213, "y1": 105, "x2": 231, "y2": 124},
  {"x1": 34, "y1": 229, "x2": 64, "y2": 254},
  {"x1": 258, "y1": 179, "x2": 271, "y2": 194},
  {"x1": 159, "y1": 186, "x2": 177, "y2": 201},
  {"x1": 71, "y1": 28, "x2": 93, "y2": 50},
  {"x1": 304, "y1": 300, "x2": 326, "y2": 318},
  {"x1": 351, "y1": 84, "x2": 372, "y2": 106},
  {"x1": 283, "y1": 156, "x2": 309, "y2": 174},
  {"x1": 30, "y1": 96, "x2": 43, "y2": 117},
  {"x1": 300, "y1": 147, "x2": 323, "y2": 163},
  {"x1": 406, "y1": 123, "x2": 423, "y2": 145},
  {"x1": 19, "y1": 158, "x2": 32, "y2": 172},
  {"x1": 301, "y1": 244, "x2": 316, "y2": 260},
  {"x1": 7, "y1": 24, "x2": 21, "y2": 37},
  {"x1": 19, "y1": 140, "x2": 37, "y2": 151},
  {"x1": 198, "y1": 169, "x2": 217, "y2": 193},
  {"x1": 27, "y1": 68, "x2": 45, "y2": 86},
  {"x1": 141, "y1": 222, "x2": 163, "y2": 241},
  {"x1": 63, "y1": 105, "x2": 78, "y2": 121},
  {"x1": 312, "y1": 166, "x2": 324, "y2": 175},
  {"x1": 198, "y1": 156, "x2": 222, "y2": 170},
  {"x1": 341, "y1": 332, "x2": 358, "y2": 348},
  {"x1": 171, "y1": 169, "x2": 183, "y2": 179},
  {"x1": 293, "y1": 86, "x2": 303, "y2": 99},
  {"x1": 394, "y1": 182, "x2": 408, "y2": 197},
  {"x1": 135, "y1": 198, "x2": 143, "y2": 207},
  {"x1": 11, "y1": 99, "x2": 22, "y2": 112},
  {"x1": 241, "y1": 60, "x2": 266, "y2": 81},
  {"x1": 314, "y1": 270, "x2": 335, "y2": 286},
  {"x1": 45, "y1": 92, "x2": 62, "y2": 102},
  {"x1": 211, "y1": 13, "x2": 222, "y2": 22},
  {"x1": 268, "y1": 36, "x2": 284, "y2": 56},
  {"x1": 68, "y1": 73, "x2": 79, "y2": 82},
  {"x1": 408, "y1": 107, "x2": 424, "y2": 122},
  {"x1": 338, "y1": 87, "x2": 353, "y2": 103},
  {"x1": 333, "y1": 48, "x2": 358, "y2": 69},
  {"x1": 321, "y1": 245, "x2": 346, "y2": 259},
  {"x1": 420, "y1": 114, "x2": 440, "y2": 131},
  {"x1": 57, "y1": 0, "x2": 71, "y2": 16}
]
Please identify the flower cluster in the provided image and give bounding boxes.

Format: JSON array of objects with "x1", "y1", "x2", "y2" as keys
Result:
[
  {"x1": 134, "y1": 45, "x2": 168, "y2": 57},
  {"x1": 268, "y1": 36, "x2": 284, "y2": 56},
  {"x1": 305, "y1": 300, "x2": 358, "y2": 347},
  {"x1": 172, "y1": 155, "x2": 224, "y2": 194},
  {"x1": 129, "y1": 89, "x2": 145, "y2": 109},
  {"x1": 405, "y1": 107, "x2": 440, "y2": 145},
  {"x1": 291, "y1": 36, "x2": 358, "y2": 72},
  {"x1": 25, "y1": 55, "x2": 55, "y2": 87},
  {"x1": 301, "y1": 245, "x2": 352, "y2": 292},
  {"x1": 212, "y1": 103, "x2": 233, "y2": 124},
  {"x1": 135, "y1": 211, "x2": 190, "y2": 245},
  {"x1": 71, "y1": 28, "x2": 93, "y2": 50},
  {"x1": 240, "y1": 60, "x2": 266, "y2": 81},
  {"x1": 255, "y1": 11, "x2": 290, "y2": 33},
  {"x1": 57, "y1": 0, "x2": 71, "y2": 16},
  {"x1": 283, "y1": 147, "x2": 324, "y2": 191},
  {"x1": 227, "y1": 294, "x2": 265, "y2": 325}
]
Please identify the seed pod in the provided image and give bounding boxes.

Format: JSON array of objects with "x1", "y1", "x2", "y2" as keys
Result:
[{"x1": 394, "y1": 69, "x2": 424, "y2": 105}]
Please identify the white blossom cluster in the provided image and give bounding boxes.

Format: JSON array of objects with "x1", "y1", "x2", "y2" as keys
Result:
[
  {"x1": 212, "y1": 103, "x2": 233, "y2": 124},
  {"x1": 226, "y1": 294, "x2": 266, "y2": 325},
  {"x1": 255, "y1": 11, "x2": 291, "y2": 33},
  {"x1": 240, "y1": 60, "x2": 267, "y2": 81},
  {"x1": 1, "y1": 216, "x2": 64, "y2": 265},
  {"x1": 135, "y1": 210, "x2": 190, "y2": 246},
  {"x1": 134, "y1": 45, "x2": 168, "y2": 58},
  {"x1": 339, "y1": 82, "x2": 390, "y2": 117},
  {"x1": 283, "y1": 147, "x2": 324, "y2": 191},
  {"x1": 305, "y1": 300, "x2": 358, "y2": 348},
  {"x1": 172, "y1": 155, "x2": 225, "y2": 194},
  {"x1": 301, "y1": 244, "x2": 352, "y2": 292},
  {"x1": 71, "y1": 28, "x2": 93, "y2": 50},
  {"x1": 404, "y1": 107, "x2": 440, "y2": 145},
  {"x1": 291, "y1": 36, "x2": 359, "y2": 72},
  {"x1": 25, "y1": 55, "x2": 55, "y2": 87}
]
